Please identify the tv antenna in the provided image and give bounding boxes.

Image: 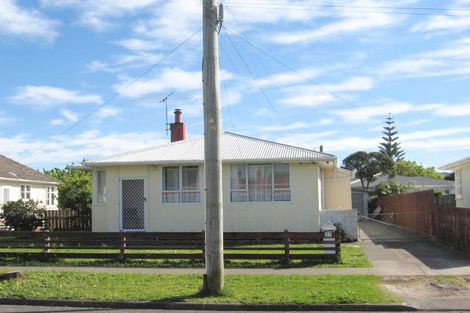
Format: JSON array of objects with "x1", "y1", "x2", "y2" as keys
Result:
[{"x1": 160, "y1": 92, "x2": 173, "y2": 136}]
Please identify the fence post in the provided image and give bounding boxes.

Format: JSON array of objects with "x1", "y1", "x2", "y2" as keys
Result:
[
  {"x1": 202, "y1": 230, "x2": 206, "y2": 265},
  {"x1": 283, "y1": 229, "x2": 290, "y2": 262},
  {"x1": 43, "y1": 233, "x2": 51, "y2": 255},
  {"x1": 119, "y1": 235, "x2": 127, "y2": 260},
  {"x1": 321, "y1": 221, "x2": 338, "y2": 260}
]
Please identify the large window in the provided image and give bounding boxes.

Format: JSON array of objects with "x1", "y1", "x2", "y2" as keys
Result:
[
  {"x1": 230, "y1": 164, "x2": 291, "y2": 202},
  {"x1": 46, "y1": 186, "x2": 56, "y2": 205},
  {"x1": 96, "y1": 170, "x2": 106, "y2": 204},
  {"x1": 20, "y1": 185, "x2": 31, "y2": 200},
  {"x1": 455, "y1": 170, "x2": 463, "y2": 199},
  {"x1": 162, "y1": 166, "x2": 200, "y2": 203}
]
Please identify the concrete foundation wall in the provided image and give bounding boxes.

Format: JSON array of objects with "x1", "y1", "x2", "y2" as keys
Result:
[{"x1": 320, "y1": 209, "x2": 358, "y2": 240}]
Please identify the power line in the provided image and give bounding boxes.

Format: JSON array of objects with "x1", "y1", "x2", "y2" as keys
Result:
[
  {"x1": 224, "y1": 3, "x2": 470, "y2": 17},
  {"x1": 223, "y1": 26, "x2": 360, "y2": 109},
  {"x1": 27, "y1": 27, "x2": 202, "y2": 160},
  {"x1": 224, "y1": 1, "x2": 470, "y2": 13},
  {"x1": 223, "y1": 29, "x2": 296, "y2": 136}
]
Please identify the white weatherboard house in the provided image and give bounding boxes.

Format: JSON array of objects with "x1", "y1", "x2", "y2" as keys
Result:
[
  {"x1": 0, "y1": 155, "x2": 59, "y2": 210},
  {"x1": 441, "y1": 156, "x2": 470, "y2": 208},
  {"x1": 81, "y1": 110, "x2": 356, "y2": 238}
]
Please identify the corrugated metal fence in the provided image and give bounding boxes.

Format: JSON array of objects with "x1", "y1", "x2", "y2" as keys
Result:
[{"x1": 377, "y1": 190, "x2": 470, "y2": 255}]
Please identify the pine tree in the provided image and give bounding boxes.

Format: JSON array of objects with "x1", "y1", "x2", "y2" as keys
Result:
[{"x1": 379, "y1": 114, "x2": 405, "y2": 161}]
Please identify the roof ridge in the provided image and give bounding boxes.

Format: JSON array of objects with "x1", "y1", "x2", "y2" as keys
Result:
[
  {"x1": 90, "y1": 136, "x2": 203, "y2": 163},
  {"x1": 0, "y1": 154, "x2": 58, "y2": 183},
  {"x1": 223, "y1": 131, "x2": 336, "y2": 158}
]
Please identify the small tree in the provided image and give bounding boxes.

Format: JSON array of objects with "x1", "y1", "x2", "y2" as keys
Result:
[
  {"x1": 0, "y1": 200, "x2": 46, "y2": 231},
  {"x1": 43, "y1": 167, "x2": 92, "y2": 230},
  {"x1": 379, "y1": 114, "x2": 405, "y2": 161},
  {"x1": 343, "y1": 151, "x2": 394, "y2": 189},
  {"x1": 394, "y1": 160, "x2": 443, "y2": 179}
]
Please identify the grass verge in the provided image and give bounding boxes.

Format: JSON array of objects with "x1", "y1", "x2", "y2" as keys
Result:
[
  {"x1": 0, "y1": 244, "x2": 370, "y2": 269},
  {"x1": 0, "y1": 271, "x2": 397, "y2": 304}
]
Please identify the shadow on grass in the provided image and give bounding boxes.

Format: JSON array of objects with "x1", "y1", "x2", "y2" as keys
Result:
[{"x1": 0, "y1": 256, "x2": 341, "y2": 269}]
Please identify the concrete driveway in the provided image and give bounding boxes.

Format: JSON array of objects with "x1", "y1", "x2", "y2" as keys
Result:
[{"x1": 359, "y1": 218, "x2": 470, "y2": 276}]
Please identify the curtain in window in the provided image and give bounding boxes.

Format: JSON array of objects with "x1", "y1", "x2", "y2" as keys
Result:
[
  {"x1": 164, "y1": 167, "x2": 179, "y2": 190},
  {"x1": 248, "y1": 164, "x2": 272, "y2": 201},
  {"x1": 274, "y1": 164, "x2": 291, "y2": 201},
  {"x1": 182, "y1": 166, "x2": 199, "y2": 190}
]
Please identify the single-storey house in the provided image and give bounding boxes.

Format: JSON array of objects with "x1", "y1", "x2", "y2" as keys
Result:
[
  {"x1": 440, "y1": 156, "x2": 470, "y2": 208},
  {"x1": 80, "y1": 110, "x2": 357, "y2": 238},
  {"x1": 351, "y1": 174, "x2": 455, "y2": 216},
  {"x1": 0, "y1": 155, "x2": 59, "y2": 210}
]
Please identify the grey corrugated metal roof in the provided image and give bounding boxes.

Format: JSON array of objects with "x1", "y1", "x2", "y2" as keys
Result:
[
  {"x1": 351, "y1": 174, "x2": 454, "y2": 190},
  {"x1": 83, "y1": 132, "x2": 336, "y2": 166},
  {"x1": 0, "y1": 155, "x2": 58, "y2": 183}
]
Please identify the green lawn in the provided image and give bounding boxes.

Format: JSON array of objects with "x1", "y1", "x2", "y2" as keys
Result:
[
  {"x1": 0, "y1": 244, "x2": 370, "y2": 268},
  {"x1": 0, "y1": 271, "x2": 398, "y2": 304}
]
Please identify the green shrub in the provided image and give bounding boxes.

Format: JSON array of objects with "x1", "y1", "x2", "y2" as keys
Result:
[
  {"x1": 0, "y1": 200, "x2": 46, "y2": 231},
  {"x1": 333, "y1": 223, "x2": 347, "y2": 242},
  {"x1": 372, "y1": 180, "x2": 413, "y2": 197}
]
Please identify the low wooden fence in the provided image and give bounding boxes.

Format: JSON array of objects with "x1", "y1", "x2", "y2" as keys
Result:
[
  {"x1": 377, "y1": 190, "x2": 470, "y2": 255},
  {"x1": 0, "y1": 231, "x2": 340, "y2": 262},
  {"x1": 45, "y1": 210, "x2": 91, "y2": 231}
]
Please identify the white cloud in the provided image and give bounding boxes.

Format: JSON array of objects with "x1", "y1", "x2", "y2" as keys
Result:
[
  {"x1": 41, "y1": 0, "x2": 160, "y2": 31},
  {"x1": 269, "y1": 0, "x2": 411, "y2": 44},
  {"x1": 49, "y1": 109, "x2": 79, "y2": 126},
  {"x1": 259, "y1": 122, "x2": 310, "y2": 132},
  {"x1": 380, "y1": 37, "x2": 470, "y2": 78},
  {"x1": 1, "y1": 129, "x2": 167, "y2": 168},
  {"x1": 432, "y1": 103, "x2": 470, "y2": 117},
  {"x1": 87, "y1": 52, "x2": 164, "y2": 73},
  {"x1": 9, "y1": 85, "x2": 103, "y2": 107},
  {"x1": 0, "y1": 0, "x2": 58, "y2": 41},
  {"x1": 114, "y1": 68, "x2": 202, "y2": 98},
  {"x1": 96, "y1": 107, "x2": 121, "y2": 118},
  {"x1": 279, "y1": 76, "x2": 373, "y2": 107},
  {"x1": 257, "y1": 68, "x2": 319, "y2": 88},
  {"x1": 411, "y1": 1, "x2": 470, "y2": 34}
]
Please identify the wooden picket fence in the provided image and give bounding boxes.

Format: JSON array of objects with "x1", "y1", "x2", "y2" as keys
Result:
[
  {"x1": 45, "y1": 210, "x2": 91, "y2": 231},
  {"x1": 0, "y1": 231, "x2": 340, "y2": 262}
]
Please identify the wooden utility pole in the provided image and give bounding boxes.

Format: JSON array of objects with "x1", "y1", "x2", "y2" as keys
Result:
[{"x1": 202, "y1": 0, "x2": 224, "y2": 295}]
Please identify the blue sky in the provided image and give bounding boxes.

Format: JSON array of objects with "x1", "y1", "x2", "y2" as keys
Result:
[{"x1": 1, "y1": 0, "x2": 470, "y2": 170}]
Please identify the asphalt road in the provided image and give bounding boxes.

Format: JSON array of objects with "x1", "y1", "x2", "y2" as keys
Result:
[{"x1": 0, "y1": 306, "x2": 467, "y2": 313}]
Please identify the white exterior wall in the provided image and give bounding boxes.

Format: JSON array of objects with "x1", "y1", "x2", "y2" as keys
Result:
[
  {"x1": 457, "y1": 165, "x2": 470, "y2": 208},
  {"x1": 0, "y1": 179, "x2": 58, "y2": 210},
  {"x1": 92, "y1": 163, "x2": 322, "y2": 232}
]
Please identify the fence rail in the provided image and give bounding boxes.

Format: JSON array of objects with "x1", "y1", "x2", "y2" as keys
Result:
[
  {"x1": 376, "y1": 190, "x2": 470, "y2": 255},
  {"x1": 0, "y1": 231, "x2": 340, "y2": 262}
]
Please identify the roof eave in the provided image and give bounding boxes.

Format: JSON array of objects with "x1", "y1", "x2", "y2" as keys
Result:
[
  {"x1": 0, "y1": 176, "x2": 59, "y2": 185},
  {"x1": 83, "y1": 156, "x2": 337, "y2": 167}
]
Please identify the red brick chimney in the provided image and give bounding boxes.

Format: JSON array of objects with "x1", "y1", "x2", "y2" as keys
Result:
[{"x1": 170, "y1": 109, "x2": 186, "y2": 142}]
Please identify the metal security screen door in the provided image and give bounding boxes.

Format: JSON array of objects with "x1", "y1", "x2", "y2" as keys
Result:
[{"x1": 120, "y1": 179, "x2": 146, "y2": 231}]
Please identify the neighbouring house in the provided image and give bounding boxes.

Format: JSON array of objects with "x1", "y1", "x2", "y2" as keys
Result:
[
  {"x1": 440, "y1": 156, "x2": 470, "y2": 208},
  {"x1": 79, "y1": 110, "x2": 357, "y2": 239},
  {"x1": 351, "y1": 174, "x2": 455, "y2": 216},
  {"x1": 0, "y1": 155, "x2": 59, "y2": 210}
]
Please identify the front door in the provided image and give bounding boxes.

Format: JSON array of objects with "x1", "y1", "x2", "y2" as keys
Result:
[{"x1": 120, "y1": 178, "x2": 146, "y2": 231}]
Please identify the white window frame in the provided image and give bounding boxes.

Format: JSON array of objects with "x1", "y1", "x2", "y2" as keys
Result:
[
  {"x1": 46, "y1": 186, "x2": 56, "y2": 206},
  {"x1": 162, "y1": 166, "x2": 201, "y2": 203},
  {"x1": 455, "y1": 169, "x2": 463, "y2": 199},
  {"x1": 20, "y1": 185, "x2": 31, "y2": 200},
  {"x1": 96, "y1": 170, "x2": 106, "y2": 204},
  {"x1": 230, "y1": 163, "x2": 292, "y2": 203}
]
